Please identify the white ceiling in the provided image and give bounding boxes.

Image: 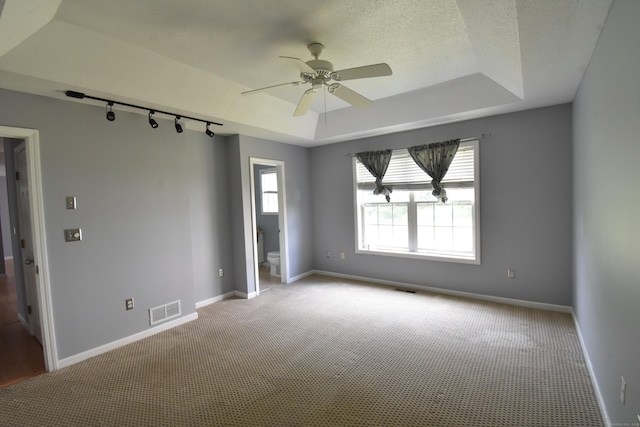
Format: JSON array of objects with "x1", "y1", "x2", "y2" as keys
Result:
[{"x1": 0, "y1": 0, "x2": 612, "y2": 147}]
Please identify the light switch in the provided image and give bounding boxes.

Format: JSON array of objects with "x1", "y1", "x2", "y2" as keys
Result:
[
  {"x1": 66, "y1": 196, "x2": 77, "y2": 210},
  {"x1": 64, "y1": 228, "x2": 82, "y2": 242}
]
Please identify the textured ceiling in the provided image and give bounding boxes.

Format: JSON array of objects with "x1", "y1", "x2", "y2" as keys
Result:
[{"x1": 0, "y1": 0, "x2": 613, "y2": 146}]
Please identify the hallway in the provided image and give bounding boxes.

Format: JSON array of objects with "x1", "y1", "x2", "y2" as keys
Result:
[{"x1": 0, "y1": 260, "x2": 46, "y2": 388}]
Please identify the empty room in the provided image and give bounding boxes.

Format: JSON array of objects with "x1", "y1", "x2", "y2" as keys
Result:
[{"x1": 0, "y1": 1, "x2": 638, "y2": 426}]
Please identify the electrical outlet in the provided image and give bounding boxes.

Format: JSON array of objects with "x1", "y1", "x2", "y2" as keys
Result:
[
  {"x1": 125, "y1": 298, "x2": 134, "y2": 311},
  {"x1": 620, "y1": 376, "x2": 626, "y2": 404},
  {"x1": 64, "y1": 228, "x2": 82, "y2": 242},
  {"x1": 218, "y1": 268, "x2": 224, "y2": 277},
  {"x1": 66, "y1": 196, "x2": 77, "y2": 210},
  {"x1": 326, "y1": 251, "x2": 331, "y2": 258},
  {"x1": 507, "y1": 269, "x2": 515, "y2": 279},
  {"x1": 340, "y1": 252, "x2": 345, "y2": 259}
]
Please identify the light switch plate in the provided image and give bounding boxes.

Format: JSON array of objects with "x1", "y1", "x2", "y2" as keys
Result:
[
  {"x1": 64, "y1": 228, "x2": 82, "y2": 242},
  {"x1": 66, "y1": 196, "x2": 77, "y2": 210}
]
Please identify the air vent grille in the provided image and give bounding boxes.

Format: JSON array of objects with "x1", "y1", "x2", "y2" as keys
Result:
[{"x1": 149, "y1": 300, "x2": 181, "y2": 326}]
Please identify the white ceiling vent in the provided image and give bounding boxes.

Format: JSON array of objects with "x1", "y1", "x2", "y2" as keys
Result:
[{"x1": 149, "y1": 300, "x2": 181, "y2": 326}]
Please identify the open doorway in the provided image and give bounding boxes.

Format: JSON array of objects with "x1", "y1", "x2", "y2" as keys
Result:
[
  {"x1": 0, "y1": 127, "x2": 55, "y2": 386},
  {"x1": 249, "y1": 158, "x2": 288, "y2": 295}
]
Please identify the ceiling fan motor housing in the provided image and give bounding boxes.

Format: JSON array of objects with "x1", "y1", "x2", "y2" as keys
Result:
[{"x1": 306, "y1": 59, "x2": 334, "y2": 75}]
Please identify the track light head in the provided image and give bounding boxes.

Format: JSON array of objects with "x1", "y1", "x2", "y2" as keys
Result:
[
  {"x1": 148, "y1": 111, "x2": 159, "y2": 129},
  {"x1": 106, "y1": 102, "x2": 115, "y2": 121},
  {"x1": 205, "y1": 122, "x2": 215, "y2": 138},
  {"x1": 174, "y1": 116, "x2": 184, "y2": 133}
]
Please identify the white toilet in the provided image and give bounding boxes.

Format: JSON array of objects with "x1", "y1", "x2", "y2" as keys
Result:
[{"x1": 266, "y1": 251, "x2": 280, "y2": 277}]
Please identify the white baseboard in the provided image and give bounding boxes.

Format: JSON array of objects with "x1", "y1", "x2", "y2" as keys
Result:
[
  {"x1": 196, "y1": 291, "x2": 236, "y2": 308},
  {"x1": 18, "y1": 313, "x2": 32, "y2": 335},
  {"x1": 312, "y1": 270, "x2": 572, "y2": 313},
  {"x1": 571, "y1": 310, "x2": 611, "y2": 427},
  {"x1": 235, "y1": 290, "x2": 257, "y2": 299},
  {"x1": 57, "y1": 312, "x2": 199, "y2": 369},
  {"x1": 288, "y1": 270, "x2": 315, "y2": 283}
]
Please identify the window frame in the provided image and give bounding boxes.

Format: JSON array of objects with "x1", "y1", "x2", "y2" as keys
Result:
[
  {"x1": 353, "y1": 140, "x2": 481, "y2": 265},
  {"x1": 260, "y1": 168, "x2": 279, "y2": 215}
]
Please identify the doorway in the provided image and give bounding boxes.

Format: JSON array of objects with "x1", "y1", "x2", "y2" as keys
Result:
[
  {"x1": 249, "y1": 158, "x2": 288, "y2": 295},
  {"x1": 0, "y1": 126, "x2": 55, "y2": 386}
]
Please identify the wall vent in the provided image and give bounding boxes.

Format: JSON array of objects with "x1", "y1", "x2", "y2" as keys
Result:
[{"x1": 149, "y1": 300, "x2": 181, "y2": 326}]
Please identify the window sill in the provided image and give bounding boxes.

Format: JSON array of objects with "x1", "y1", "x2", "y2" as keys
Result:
[{"x1": 355, "y1": 248, "x2": 480, "y2": 265}]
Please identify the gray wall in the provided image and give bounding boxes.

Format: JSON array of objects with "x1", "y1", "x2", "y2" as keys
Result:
[
  {"x1": 186, "y1": 134, "x2": 234, "y2": 302},
  {"x1": 0, "y1": 89, "x2": 230, "y2": 360},
  {"x1": 0, "y1": 176, "x2": 10, "y2": 259},
  {"x1": 310, "y1": 104, "x2": 573, "y2": 305},
  {"x1": 229, "y1": 135, "x2": 313, "y2": 294},
  {"x1": 3, "y1": 138, "x2": 27, "y2": 319},
  {"x1": 253, "y1": 164, "x2": 279, "y2": 255},
  {"x1": 573, "y1": 0, "x2": 640, "y2": 424}
]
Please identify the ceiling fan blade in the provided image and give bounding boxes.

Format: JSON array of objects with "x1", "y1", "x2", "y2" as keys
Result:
[
  {"x1": 280, "y1": 56, "x2": 316, "y2": 74},
  {"x1": 241, "y1": 81, "x2": 305, "y2": 95},
  {"x1": 293, "y1": 88, "x2": 318, "y2": 116},
  {"x1": 332, "y1": 63, "x2": 392, "y2": 81},
  {"x1": 328, "y1": 84, "x2": 372, "y2": 110}
]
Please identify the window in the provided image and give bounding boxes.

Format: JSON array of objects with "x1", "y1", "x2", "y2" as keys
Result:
[
  {"x1": 260, "y1": 168, "x2": 278, "y2": 214},
  {"x1": 354, "y1": 141, "x2": 479, "y2": 264}
]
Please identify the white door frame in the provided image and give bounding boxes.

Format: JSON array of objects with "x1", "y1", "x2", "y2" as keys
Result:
[
  {"x1": 249, "y1": 157, "x2": 288, "y2": 294},
  {"x1": 1, "y1": 125, "x2": 57, "y2": 371}
]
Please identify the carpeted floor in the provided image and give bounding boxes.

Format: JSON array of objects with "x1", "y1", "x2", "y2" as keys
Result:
[{"x1": 0, "y1": 275, "x2": 603, "y2": 426}]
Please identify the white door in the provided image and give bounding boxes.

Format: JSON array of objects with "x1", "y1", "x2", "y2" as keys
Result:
[{"x1": 15, "y1": 142, "x2": 42, "y2": 343}]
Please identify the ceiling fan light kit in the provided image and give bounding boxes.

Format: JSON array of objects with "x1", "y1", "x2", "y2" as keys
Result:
[{"x1": 242, "y1": 43, "x2": 392, "y2": 116}]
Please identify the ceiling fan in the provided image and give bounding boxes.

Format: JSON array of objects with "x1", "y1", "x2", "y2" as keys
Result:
[{"x1": 241, "y1": 43, "x2": 392, "y2": 116}]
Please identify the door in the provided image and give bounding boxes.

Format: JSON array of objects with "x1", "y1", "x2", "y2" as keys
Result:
[{"x1": 15, "y1": 142, "x2": 41, "y2": 343}]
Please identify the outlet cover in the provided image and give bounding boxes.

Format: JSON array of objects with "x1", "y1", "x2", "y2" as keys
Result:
[
  {"x1": 507, "y1": 269, "x2": 515, "y2": 279},
  {"x1": 340, "y1": 252, "x2": 345, "y2": 259},
  {"x1": 64, "y1": 228, "x2": 82, "y2": 242},
  {"x1": 125, "y1": 298, "x2": 134, "y2": 311},
  {"x1": 218, "y1": 268, "x2": 224, "y2": 277},
  {"x1": 66, "y1": 196, "x2": 77, "y2": 210}
]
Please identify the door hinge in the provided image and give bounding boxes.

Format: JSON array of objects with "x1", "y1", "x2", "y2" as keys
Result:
[
  {"x1": 15, "y1": 171, "x2": 20, "y2": 181},
  {"x1": 35, "y1": 265, "x2": 39, "y2": 275},
  {"x1": 28, "y1": 305, "x2": 32, "y2": 314},
  {"x1": 21, "y1": 239, "x2": 25, "y2": 249}
]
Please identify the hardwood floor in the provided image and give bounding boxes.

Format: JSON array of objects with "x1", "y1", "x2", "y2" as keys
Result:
[{"x1": 0, "y1": 259, "x2": 46, "y2": 388}]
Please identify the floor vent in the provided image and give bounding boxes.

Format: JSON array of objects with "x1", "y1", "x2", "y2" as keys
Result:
[{"x1": 149, "y1": 300, "x2": 181, "y2": 326}]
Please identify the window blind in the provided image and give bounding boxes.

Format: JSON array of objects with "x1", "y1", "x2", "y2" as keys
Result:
[{"x1": 356, "y1": 142, "x2": 475, "y2": 190}]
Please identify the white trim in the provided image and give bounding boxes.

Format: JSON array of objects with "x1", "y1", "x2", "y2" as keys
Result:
[
  {"x1": 249, "y1": 157, "x2": 289, "y2": 298},
  {"x1": 57, "y1": 312, "x2": 198, "y2": 369},
  {"x1": 4, "y1": 256, "x2": 14, "y2": 260},
  {"x1": 312, "y1": 270, "x2": 572, "y2": 313},
  {"x1": 234, "y1": 290, "x2": 257, "y2": 299},
  {"x1": 0, "y1": 125, "x2": 57, "y2": 371},
  {"x1": 571, "y1": 310, "x2": 611, "y2": 427},
  {"x1": 195, "y1": 291, "x2": 236, "y2": 308}
]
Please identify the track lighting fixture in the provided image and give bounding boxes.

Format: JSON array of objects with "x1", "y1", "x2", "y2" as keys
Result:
[
  {"x1": 174, "y1": 116, "x2": 184, "y2": 133},
  {"x1": 106, "y1": 102, "x2": 115, "y2": 121},
  {"x1": 205, "y1": 122, "x2": 215, "y2": 138},
  {"x1": 65, "y1": 91, "x2": 223, "y2": 137},
  {"x1": 148, "y1": 111, "x2": 159, "y2": 129}
]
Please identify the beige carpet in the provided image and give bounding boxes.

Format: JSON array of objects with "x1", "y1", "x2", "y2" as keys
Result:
[{"x1": 0, "y1": 275, "x2": 603, "y2": 426}]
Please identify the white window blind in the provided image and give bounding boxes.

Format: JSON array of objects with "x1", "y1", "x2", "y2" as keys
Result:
[{"x1": 357, "y1": 143, "x2": 475, "y2": 190}]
